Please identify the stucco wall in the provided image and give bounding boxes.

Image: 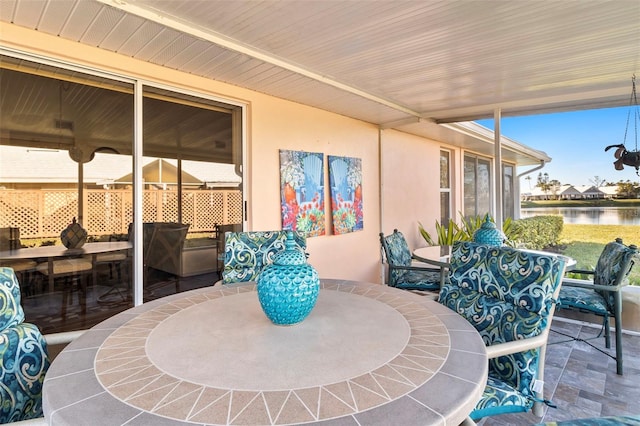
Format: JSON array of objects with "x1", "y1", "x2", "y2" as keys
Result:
[
  {"x1": 380, "y1": 129, "x2": 449, "y2": 253},
  {"x1": 1, "y1": 23, "x2": 445, "y2": 284}
]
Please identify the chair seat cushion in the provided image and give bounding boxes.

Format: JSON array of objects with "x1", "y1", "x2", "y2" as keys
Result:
[
  {"x1": 559, "y1": 286, "x2": 609, "y2": 315},
  {"x1": 36, "y1": 258, "x2": 93, "y2": 276},
  {"x1": 95, "y1": 252, "x2": 127, "y2": 263},
  {"x1": 0, "y1": 260, "x2": 37, "y2": 272},
  {"x1": 392, "y1": 269, "x2": 441, "y2": 290},
  {"x1": 470, "y1": 375, "x2": 532, "y2": 420}
]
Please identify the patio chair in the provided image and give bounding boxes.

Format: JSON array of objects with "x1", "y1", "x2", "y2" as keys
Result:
[
  {"x1": 379, "y1": 229, "x2": 445, "y2": 294},
  {"x1": 222, "y1": 230, "x2": 306, "y2": 284},
  {"x1": 556, "y1": 238, "x2": 638, "y2": 375},
  {"x1": 0, "y1": 267, "x2": 50, "y2": 423},
  {"x1": 439, "y1": 241, "x2": 566, "y2": 421}
]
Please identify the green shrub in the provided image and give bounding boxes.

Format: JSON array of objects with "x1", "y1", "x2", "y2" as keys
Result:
[
  {"x1": 511, "y1": 215, "x2": 563, "y2": 250},
  {"x1": 419, "y1": 214, "x2": 520, "y2": 247}
]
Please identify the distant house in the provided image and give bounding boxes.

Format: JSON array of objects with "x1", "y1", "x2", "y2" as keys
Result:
[
  {"x1": 523, "y1": 184, "x2": 607, "y2": 201},
  {"x1": 558, "y1": 185, "x2": 582, "y2": 200},
  {"x1": 600, "y1": 186, "x2": 619, "y2": 199},
  {"x1": 573, "y1": 185, "x2": 606, "y2": 199}
]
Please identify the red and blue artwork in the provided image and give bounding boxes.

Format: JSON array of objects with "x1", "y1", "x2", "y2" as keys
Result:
[
  {"x1": 279, "y1": 150, "x2": 325, "y2": 237},
  {"x1": 328, "y1": 155, "x2": 363, "y2": 234}
]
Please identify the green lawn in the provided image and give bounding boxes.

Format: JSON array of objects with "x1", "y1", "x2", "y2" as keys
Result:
[{"x1": 560, "y1": 224, "x2": 640, "y2": 285}]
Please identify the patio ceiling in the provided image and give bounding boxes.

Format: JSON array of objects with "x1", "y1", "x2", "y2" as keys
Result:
[{"x1": 1, "y1": 0, "x2": 639, "y2": 164}]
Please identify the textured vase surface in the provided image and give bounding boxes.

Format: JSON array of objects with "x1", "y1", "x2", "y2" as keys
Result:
[
  {"x1": 473, "y1": 215, "x2": 505, "y2": 246},
  {"x1": 60, "y1": 217, "x2": 88, "y2": 249},
  {"x1": 257, "y1": 231, "x2": 319, "y2": 325}
]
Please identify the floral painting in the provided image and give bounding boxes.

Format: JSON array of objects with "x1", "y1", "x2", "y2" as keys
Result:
[
  {"x1": 328, "y1": 155, "x2": 363, "y2": 234},
  {"x1": 279, "y1": 150, "x2": 325, "y2": 237}
]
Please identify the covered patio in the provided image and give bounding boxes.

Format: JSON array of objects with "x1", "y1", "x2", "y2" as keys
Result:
[{"x1": 2, "y1": 1, "x2": 640, "y2": 425}]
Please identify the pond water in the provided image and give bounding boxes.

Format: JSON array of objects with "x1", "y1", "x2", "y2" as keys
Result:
[{"x1": 520, "y1": 207, "x2": 640, "y2": 225}]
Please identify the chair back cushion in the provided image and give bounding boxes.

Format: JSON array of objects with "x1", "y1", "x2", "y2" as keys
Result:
[
  {"x1": 380, "y1": 230, "x2": 412, "y2": 267},
  {"x1": 223, "y1": 231, "x2": 306, "y2": 284},
  {"x1": 439, "y1": 241, "x2": 564, "y2": 403},
  {"x1": 593, "y1": 240, "x2": 638, "y2": 305},
  {"x1": 0, "y1": 267, "x2": 50, "y2": 422},
  {"x1": 0, "y1": 267, "x2": 25, "y2": 331}
]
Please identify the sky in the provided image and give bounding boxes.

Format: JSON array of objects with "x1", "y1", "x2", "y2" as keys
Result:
[{"x1": 476, "y1": 106, "x2": 640, "y2": 189}]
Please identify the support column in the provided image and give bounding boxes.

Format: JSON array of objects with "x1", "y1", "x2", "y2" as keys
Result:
[{"x1": 494, "y1": 108, "x2": 503, "y2": 228}]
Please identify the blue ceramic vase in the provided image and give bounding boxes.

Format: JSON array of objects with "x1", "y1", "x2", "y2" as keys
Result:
[
  {"x1": 257, "y1": 231, "x2": 319, "y2": 325},
  {"x1": 473, "y1": 215, "x2": 505, "y2": 246}
]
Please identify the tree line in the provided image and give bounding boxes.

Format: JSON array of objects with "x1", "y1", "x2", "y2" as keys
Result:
[{"x1": 529, "y1": 173, "x2": 640, "y2": 199}]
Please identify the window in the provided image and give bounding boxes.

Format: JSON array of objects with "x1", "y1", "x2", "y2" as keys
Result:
[
  {"x1": 439, "y1": 150, "x2": 451, "y2": 224},
  {"x1": 0, "y1": 53, "x2": 244, "y2": 334},
  {"x1": 463, "y1": 154, "x2": 491, "y2": 217},
  {"x1": 502, "y1": 164, "x2": 515, "y2": 219}
]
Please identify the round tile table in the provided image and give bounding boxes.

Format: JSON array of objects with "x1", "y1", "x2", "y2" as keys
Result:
[{"x1": 43, "y1": 279, "x2": 487, "y2": 425}]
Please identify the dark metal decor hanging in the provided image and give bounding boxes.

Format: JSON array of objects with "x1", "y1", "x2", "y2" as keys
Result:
[{"x1": 605, "y1": 74, "x2": 640, "y2": 175}]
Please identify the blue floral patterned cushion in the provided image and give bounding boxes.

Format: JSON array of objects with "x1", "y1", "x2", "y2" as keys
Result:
[
  {"x1": 0, "y1": 267, "x2": 25, "y2": 331},
  {"x1": 222, "y1": 231, "x2": 306, "y2": 284},
  {"x1": 0, "y1": 267, "x2": 50, "y2": 423},
  {"x1": 381, "y1": 230, "x2": 441, "y2": 291},
  {"x1": 557, "y1": 286, "x2": 609, "y2": 315},
  {"x1": 439, "y1": 241, "x2": 564, "y2": 420},
  {"x1": 592, "y1": 240, "x2": 636, "y2": 308},
  {"x1": 559, "y1": 240, "x2": 636, "y2": 315},
  {"x1": 384, "y1": 231, "x2": 413, "y2": 267}
]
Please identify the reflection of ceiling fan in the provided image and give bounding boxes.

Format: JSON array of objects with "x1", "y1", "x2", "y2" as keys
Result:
[{"x1": 68, "y1": 146, "x2": 119, "y2": 163}]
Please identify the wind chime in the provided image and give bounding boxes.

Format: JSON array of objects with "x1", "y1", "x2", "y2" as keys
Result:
[{"x1": 605, "y1": 74, "x2": 640, "y2": 175}]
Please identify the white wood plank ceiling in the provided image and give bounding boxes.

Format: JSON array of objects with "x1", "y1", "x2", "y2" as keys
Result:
[{"x1": 1, "y1": 0, "x2": 639, "y2": 142}]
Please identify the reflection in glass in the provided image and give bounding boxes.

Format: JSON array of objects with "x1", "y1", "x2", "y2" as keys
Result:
[
  {"x1": 0, "y1": 56, "x2": 244, "y2": 334},
  {"x1": 0, "y1": 55, "x2": 134, "y2": 334}
]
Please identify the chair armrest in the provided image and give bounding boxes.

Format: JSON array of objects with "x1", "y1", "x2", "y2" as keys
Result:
[
  {"x1": 569, "y1": 269, "x2": 595, "y2": 276},
  {"x1": 44, "y1": 330, "x2": 87, "y2": 346},
  {"x1": 390, "y1": 263, "x2": 440, "y2": 273},
  {"x1": 562, "y1": 277, "x2": 626, "y2": 293},
  {"x1": 485, "y1": 331, "x2": 549, "y2": 359},
  {"x1": 411, "y1": 254, "x2": 449, "y2": 269}
]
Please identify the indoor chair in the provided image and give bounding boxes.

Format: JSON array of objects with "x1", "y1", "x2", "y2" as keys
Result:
[
  {"x1": 93, "y1": 233, "x2": 131, "y2": 303},
  {"x1": 35, "y1": 258, "x2": 93, "y2": 318},
  {"x1": 222, "y1": 230, "x2": 306, "y2": 284},
  {"x1": 0, "y1": 228, "x2": 38, "y2": 298},
  {"x1": 143, "y1": 222, "x2": 190, "y2": 299},
  {"x1": 379, "y1": 229, "x2": 445, "y2": 294},
  {"x1": 0, "y1": 267, "x2": 50, "y2": 424},
  {"x1": 214, "y1": 224, "x2": 240, "y2": 275},
  {"x1": 556, "y1": 238, "x2": 638, "y2": 375},
  {"x1": 439, "y1": 241, "x2": 566, "y2": 421}
]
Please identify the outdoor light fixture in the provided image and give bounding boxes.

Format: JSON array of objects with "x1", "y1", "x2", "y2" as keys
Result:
[{"x1": 605, "y1": 74, "x2": 640, "y2": 175}]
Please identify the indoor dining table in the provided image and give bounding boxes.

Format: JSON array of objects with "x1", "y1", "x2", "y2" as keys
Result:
[
  {"x1": 0, "y1": 241, "x2": 132, "y2": 292},
  {"x1": 43, "y1": 278, "x2": 488, "y2": 426}
]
